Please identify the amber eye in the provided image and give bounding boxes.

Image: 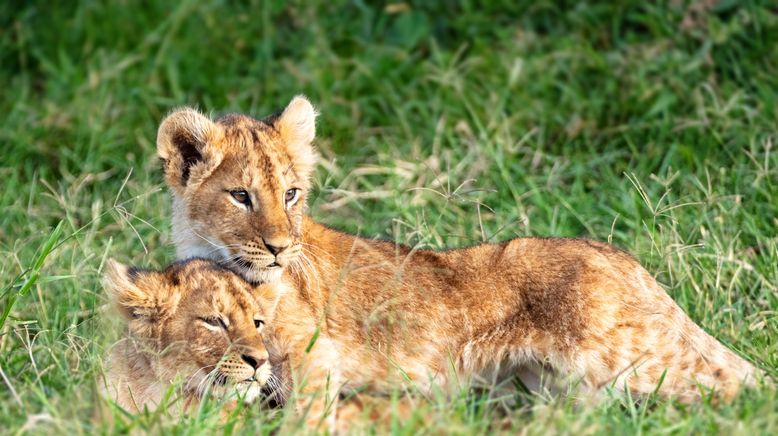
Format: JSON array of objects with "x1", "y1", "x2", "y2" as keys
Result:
[
  {"x1": 254, "y1": 319, "x2": 264, "y2": 330},
  {"x1": 230, "y1": 190, "x2": 251, "y2": 207},
  {"x1": 284, "y1": 188, "x2": 299, "y2": 207}
]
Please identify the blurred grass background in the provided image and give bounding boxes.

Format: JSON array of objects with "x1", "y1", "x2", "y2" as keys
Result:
[{"x1": 1, "y1": 0, "x2": 776, "y2": 433}]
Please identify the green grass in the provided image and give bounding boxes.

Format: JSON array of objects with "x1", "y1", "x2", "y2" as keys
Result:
[{"x1": 1, "y1": 0, "x2": 777, "y2": 433}]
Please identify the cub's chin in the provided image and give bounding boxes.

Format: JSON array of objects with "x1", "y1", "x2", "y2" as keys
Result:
[
  {"x1": 207, "y1": 381, "x2": 266, "y2": 405},
  {"x1": 233, "y1": 381, "x2": 266, "y2": 405},
  {"x1": 231, "y1": 263, "x2": 284, "y2": 285}
]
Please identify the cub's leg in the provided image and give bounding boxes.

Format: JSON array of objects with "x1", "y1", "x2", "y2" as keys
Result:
[{"x1": 283, "y1": 336, "x2": 343, "y2": 433}]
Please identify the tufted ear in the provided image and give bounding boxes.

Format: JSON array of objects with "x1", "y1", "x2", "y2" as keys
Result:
[
  {"x1": 273, "y1": 95, "x2": 320, "y2": 182},
  {"x1": 103, "y1": 259, "x2": 180, "y2": 336},
  {"x1": 156, "y1": 107, "x2": 223, "y2": 195}
]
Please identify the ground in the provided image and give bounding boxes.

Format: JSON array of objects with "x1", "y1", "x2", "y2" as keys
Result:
[{"x1": 0, "y1": 1, "x2": 776, "y2": 434}]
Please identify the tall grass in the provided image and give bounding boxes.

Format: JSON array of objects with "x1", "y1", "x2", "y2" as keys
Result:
[{"x1": 1, "y1": 1, "x2": 776, "y2": 433}]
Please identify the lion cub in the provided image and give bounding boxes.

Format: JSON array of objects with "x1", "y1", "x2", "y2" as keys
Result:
[
  {"x1": 113, "y1": 258, "x2": 766, "y2": 431},
  {"x1": 101, "y1": 259, "x2": 276, "y2": 413},
  {"x1": 154, "y1": 97, "x2": 768, "y2": 428}
]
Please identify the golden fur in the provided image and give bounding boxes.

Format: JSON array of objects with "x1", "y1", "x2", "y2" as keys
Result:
[
  {"x1": 155, "y1": 97, "x2": 768, "y2": 428},
  {"x1": 115, "y1": 257, "x2": 766, "y2": 430},
  {"x1": 157, "y1": 96, "x2": 317, "y2": 284},
  {"x1": 101, "y1": 259, "x2": 276, "y2": 413}
]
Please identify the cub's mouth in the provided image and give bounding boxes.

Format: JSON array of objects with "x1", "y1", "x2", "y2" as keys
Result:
[
  {"x1": 205, "y1": 364, "x2": 273, "y2": 405},
  {"x1": 205, "y1": 377, "x2": 266, "y2": 405},
  {"x1": 232, "y1": 379, "x2": 266, "y2": 405},
  {"x1": 227, "y1": 256, "x2": 286, "y2": 284}
]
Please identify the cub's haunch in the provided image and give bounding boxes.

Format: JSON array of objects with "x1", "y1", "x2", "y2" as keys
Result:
[{"x1": 100, "y1": 259, "x2": 276, "y2": 413}]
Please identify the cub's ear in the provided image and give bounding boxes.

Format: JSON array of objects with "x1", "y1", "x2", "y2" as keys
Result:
[
  {"x1": 103, "y1": 259, "x2": 180, "y2": 335},
  {"x1": 156, "y1": 107, "x2": 223, "y2": 194},
  {"x1": 274, "y1": 95, "x2": 320, "y2": 181}
]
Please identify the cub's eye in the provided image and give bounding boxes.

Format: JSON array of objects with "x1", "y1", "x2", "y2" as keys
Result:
[
  {"x1": 254, "y1": 319, "x2": 265, "y2": 330},
  {"x1": 200, "y1": 316, "x2": 228, "y2": 331},
  {"x1": 284, "y1": 188, "x2": 300, "y2": 208},
  {"x1": 229, "y1": 190, "x2": 251, "y2": 207}
]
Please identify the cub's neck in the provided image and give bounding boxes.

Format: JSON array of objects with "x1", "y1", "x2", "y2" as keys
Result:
[{"x1": 171, "y1": 195, "x2": 229, "y2": 261}]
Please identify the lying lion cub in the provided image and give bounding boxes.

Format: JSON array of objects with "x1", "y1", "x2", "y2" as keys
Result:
[
  {"x1": 154, "y1": 97, "x2": 767, "y2": 424},
  {"x1": 109, "y1": 257, "x2": 765, "y2": 431},
  {"x1": 101, "y1": 259, "x2": 276, "y2": 413}
]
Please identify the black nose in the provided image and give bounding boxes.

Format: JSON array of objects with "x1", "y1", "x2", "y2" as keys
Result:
[
  {"x1": 241, "y1": 353, "x2": 265, "y2": 369},
  {"x1": 263, "y1": 240, "x2": 287, "y2": 256}
]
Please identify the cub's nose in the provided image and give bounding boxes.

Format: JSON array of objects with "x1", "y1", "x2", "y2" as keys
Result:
[
  {"x1": 241, "y1": 352, "x2": 267, "y2": 370},
  {"x1": 263, "y1": 238, "x2": 289, "y2": 256}
]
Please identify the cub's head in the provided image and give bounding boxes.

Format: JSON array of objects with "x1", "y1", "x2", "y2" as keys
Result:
[
  {"x1": 104, "y1": 258, "x2": 274, "y2": 404},
  {"x1": 157, "y1": 96, "x2": 318, "y2": 283}
]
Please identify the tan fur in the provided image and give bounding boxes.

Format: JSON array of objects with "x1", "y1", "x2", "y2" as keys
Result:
[
  {"x1": 156, "y1": 97, "x2": 768, "y2": 428},
  {"x1": 101, "y1": 259, "x2": 276, "y2": 413},
  {"x1": 157, "y1": 97, "x2": 316, "y2": 283}
]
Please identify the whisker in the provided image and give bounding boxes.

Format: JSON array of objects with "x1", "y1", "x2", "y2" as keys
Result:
[
  {"x1": 299, "y1": 242, "x2": 336, "y2": 262},
  {"x1": 299, "y1": 250, "x2": 323, "y2": 286},
  {"x1": 173, "y1": 225, "x2": 242, "y2": 253},
  {"x1": 293, "y1": 252, "x2": 321, "y2": 296},
  {"x1": 266, "y1": 372, "x2": 288, "y2": 404},
  {"x1": 195, "y1": 366, "x2": 221, "y2": 398}
]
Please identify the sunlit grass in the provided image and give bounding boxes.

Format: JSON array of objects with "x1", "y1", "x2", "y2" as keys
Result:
[{"x1": 1, "y1": 1, "x2": 776, "y2": 433}]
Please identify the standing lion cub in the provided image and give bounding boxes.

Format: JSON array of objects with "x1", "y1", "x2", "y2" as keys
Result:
[{"x1": 154, "y1": 96, "x2": 768, "y2": 425}]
